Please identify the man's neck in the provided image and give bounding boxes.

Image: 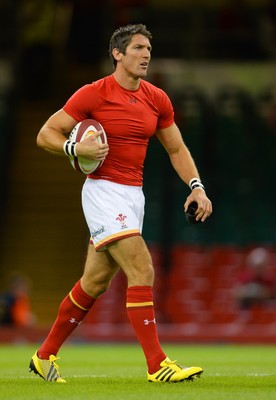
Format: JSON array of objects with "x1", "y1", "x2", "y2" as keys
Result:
[{"x1": 113, "y1": 70, "x2": 140, "y2": 91}]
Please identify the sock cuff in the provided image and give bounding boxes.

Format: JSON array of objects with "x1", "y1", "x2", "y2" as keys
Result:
[
  {"x1": 69, "y1": 280, "x2": 95, "y2": 311},
  {"x1": 126, "y1": 285, "x2": 153, "y2": 308}
]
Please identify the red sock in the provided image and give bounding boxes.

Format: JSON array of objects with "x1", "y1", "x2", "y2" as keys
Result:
[
  {"x1": 38, "y1": 280, "x2": 96, "y2": 359},
  {"x1": 126, "y1": 286, "x2": 166, "y2": 374}
]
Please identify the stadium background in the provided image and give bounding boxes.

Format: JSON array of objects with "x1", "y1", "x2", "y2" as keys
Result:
[{"x1": 0, "y1": 0, "x2": 275, "y2": 342}]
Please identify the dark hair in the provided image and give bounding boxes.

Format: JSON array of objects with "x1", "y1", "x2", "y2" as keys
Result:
[{"x1": 109, "y1": 24, "x2": 152, "y2": 69}]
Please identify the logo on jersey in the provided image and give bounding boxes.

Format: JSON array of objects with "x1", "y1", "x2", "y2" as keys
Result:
[
  {"x1": 116, "y1": 213, "x2": 128, "y2": 229},
  {"x1": 129, "y1": 98, "x2": 137, "y2": 104}
]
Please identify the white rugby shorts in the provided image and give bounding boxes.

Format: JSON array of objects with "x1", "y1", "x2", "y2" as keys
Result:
[{"x1": 82, "y1": 178, "x2": 145, "y2": 251}]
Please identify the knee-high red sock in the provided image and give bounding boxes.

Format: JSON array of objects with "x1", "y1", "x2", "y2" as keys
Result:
[
  {"x1": 126, "y1": 286, "x2": 166, "y2": 374},
  {"x1": 38, "y1": 280, "x2": 96, "y2": 359}
]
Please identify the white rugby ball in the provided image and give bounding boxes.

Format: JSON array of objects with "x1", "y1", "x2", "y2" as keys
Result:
[{"x1": 68, "y1": 119, "x2": 107, "y2": 174}]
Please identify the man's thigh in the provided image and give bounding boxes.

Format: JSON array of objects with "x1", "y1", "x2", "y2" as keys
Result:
[{"x1": 107, "y1": 236, "x2": 154, "y2": 287}]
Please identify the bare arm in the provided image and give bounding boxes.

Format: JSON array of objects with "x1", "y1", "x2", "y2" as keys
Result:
[
  {"x1": 36, "y1": 109, "x2": 77, "y2": 155},
  {"x1": 37, "y1": 109, "x2": 109, "y2": 160},
  {"x1": 156, "y1": 123, "x2": 212, "y2": 222}
]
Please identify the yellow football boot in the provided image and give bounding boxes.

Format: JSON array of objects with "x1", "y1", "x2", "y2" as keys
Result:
[
  {"x1": 29, "y1": 351, "x2": 66, "y2": 383},
  {"x1": 147, "y1": 357, "x2": 203, "y2": 382}
]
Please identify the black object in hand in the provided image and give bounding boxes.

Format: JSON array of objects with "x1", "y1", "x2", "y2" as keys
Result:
[{"x1": 185, "y1": 201, "x2": 201, "y2": 224}]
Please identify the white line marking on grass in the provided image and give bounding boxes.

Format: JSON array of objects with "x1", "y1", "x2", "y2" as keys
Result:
[
  {"x1": 209, "y1": 373, "x2": 273, "y2": 377},
  {"x1": 72, "y1": 375, "x2": 107, "y2": 378}
]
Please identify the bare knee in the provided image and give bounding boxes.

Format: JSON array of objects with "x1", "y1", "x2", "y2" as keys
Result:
[
  {"x1": 81, "y1": 275, "x2": 111, "y2": 298},
  {"x1": 125, "y1": 261, "x2": 154, "y2": 287},
  {"x1": 80, "y1": 244, "x2": 119, "y2": 298}
]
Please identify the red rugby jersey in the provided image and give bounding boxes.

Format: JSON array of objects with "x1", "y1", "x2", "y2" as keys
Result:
[{"x1": 63, "y1": 74, "x2": 174, "y2": 186}]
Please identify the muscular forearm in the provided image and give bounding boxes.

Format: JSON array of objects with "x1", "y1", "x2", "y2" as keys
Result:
[
  {"x1": 37, "y1": 126, "x2": 68, "y2": 156},
  {"x1": 36, "y1": 109, "x2": 78, "y2": 155},
  {"x1": 37, "y1": 111, "x2": 109, "y2": 161},
  {"x1": 169, "y1": 144, "x2": 201, "y2": 187}
]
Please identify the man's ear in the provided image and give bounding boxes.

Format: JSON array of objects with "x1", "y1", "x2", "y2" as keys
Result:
[{"x1": 112, "y1": 48, "x2": 122, "y2": 62}]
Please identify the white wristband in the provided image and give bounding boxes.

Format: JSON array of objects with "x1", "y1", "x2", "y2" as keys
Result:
[
  {"x1": 189, "y1": 178, "x2": 205, "y2": 191},
  {"x1": 63, "y1": 140, "x2": 78, "y2": 157}
]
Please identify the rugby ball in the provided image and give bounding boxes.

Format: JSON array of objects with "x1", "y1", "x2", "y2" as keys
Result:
[{"x1": 68, "y1": 119, "x2": 107, "y2": 174}]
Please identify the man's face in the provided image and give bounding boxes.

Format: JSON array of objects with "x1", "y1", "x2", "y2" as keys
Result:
[{"x1": 118, "y1": 34, "x2": 152, "y2": 79}]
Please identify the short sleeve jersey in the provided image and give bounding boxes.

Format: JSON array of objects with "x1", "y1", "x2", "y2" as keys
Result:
[{"x1": 63, "y1": 74, "x2": 174, "y2": 186}]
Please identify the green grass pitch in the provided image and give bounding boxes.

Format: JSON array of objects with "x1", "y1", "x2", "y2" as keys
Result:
[{"x1": 0, "y1": 343, "x2": 275, "y2": 400}]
